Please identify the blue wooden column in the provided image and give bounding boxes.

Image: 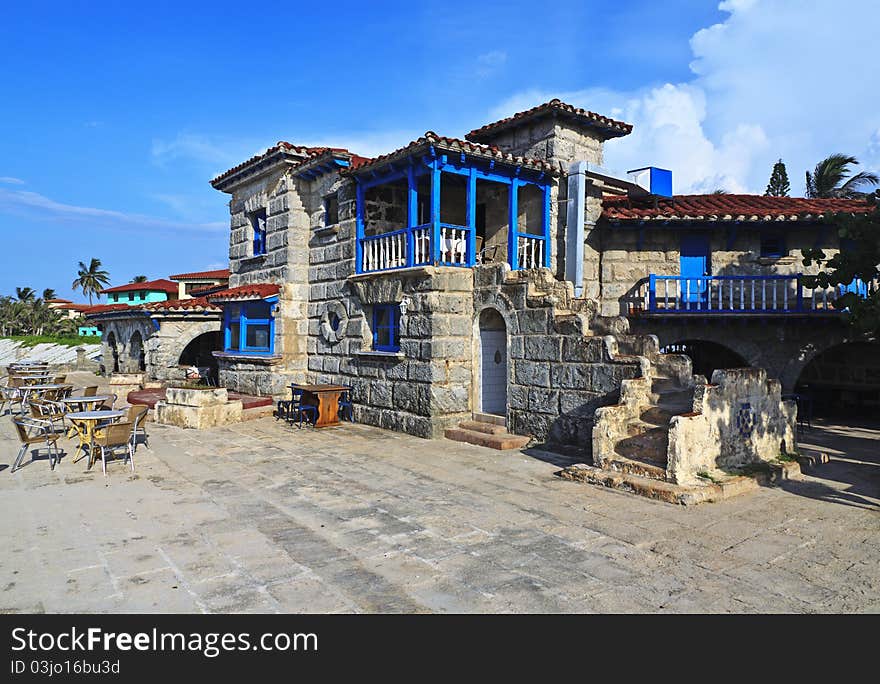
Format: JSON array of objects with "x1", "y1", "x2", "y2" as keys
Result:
[
  {"x1": 406, "y1": 166, "x2": 417, "y2": 268},
  {"x1": 466, "y1": 167, "x2": 477, "y2": 266},
  {"x1": 431, "y1": 161, "x2": 441, "y2": 265},
  {"x1": 355, "y1": 181, "x2": 365, "y2": 274},
  {"x1": 508, "y1": 179, "x2": 519, "y2": 270},
  {"x1": 542, "y1": 183, "x2": 551, "y2": 268}
]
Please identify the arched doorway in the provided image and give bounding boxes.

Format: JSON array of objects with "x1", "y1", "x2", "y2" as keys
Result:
[
  {"x1": 178, "y1": 331, "x2": 223, "y2": 385},
  {"x1": 129, "y1": 331, "x2": 145, "y2": 372},
  {"x1": 478, "y1": 308, "x2": 507, "y2": 416},
  {"x1": 795, "y1": 341, "x2": 880, "y2": 418},
  {"x1": 106, "y1": 331, "x2": 119, "y2": 373},
  {"x1": 660, "y1": 339, "x2": 748, "y2": 380}
]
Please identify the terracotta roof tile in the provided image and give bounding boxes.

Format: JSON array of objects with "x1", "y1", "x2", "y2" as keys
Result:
[
  {"x1": 101, "y1": 279, "x2": 179, "y2": 295},
  {"x1": 466, "y1": 98, "x2": 633, "y2": 142},
  {"x1": 602, "y1": 194, "x2": 874, "y2": 222},
  {"x1": 346, "y1": 131, "x2": 558, "y2": 177},
  {"x1": 210, "y1": 141, "x2": 317, "y2": 187},
  {"x1": 168, "y1": 268, "x2": 230, "y2": 281},
  {"x1": 81, "y1": 303, "x2": 134, "y2": 315},
  {"x1": 144, "y1": 296, "x2": 221, "y2": 313},
  {"x1": 206, "y1": 283, "x2": 280, "y2": 302}
]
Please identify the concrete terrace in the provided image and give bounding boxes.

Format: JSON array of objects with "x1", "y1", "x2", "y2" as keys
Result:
[{"x1": 1, "y1": 375, "x2": 878, "y2": 613}]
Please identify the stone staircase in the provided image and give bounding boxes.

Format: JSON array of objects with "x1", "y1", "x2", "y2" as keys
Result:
[
  {"x1": 445, "y1": 412, "x2": 531, "y2": 450},
  {"x1": 593, "y1": 335, "x2": 696, "y2": 483}
]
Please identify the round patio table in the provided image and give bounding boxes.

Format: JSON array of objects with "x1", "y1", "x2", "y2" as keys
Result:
[
  {"x1": 66, "y1": 410, "x2": 126, "y2": 465},
  {"x1": 19, "y1": 383, "x2": 72, "y2": 404},
  {"x1": 61, "y1": 395, "x2": 114, "y2": 410}
]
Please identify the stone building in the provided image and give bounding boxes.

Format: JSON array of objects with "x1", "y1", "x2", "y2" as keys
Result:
[{"x1": 89, "y1": 98, "x2": 876, "y2": 487}]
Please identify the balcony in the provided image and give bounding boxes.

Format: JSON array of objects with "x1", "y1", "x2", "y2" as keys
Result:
[
  {"x1": 631, "y1": 274, "x2": 874, "y2": 316},
  {"x1": 354, "y1": 146, "x2": 550, "y2": 275}
]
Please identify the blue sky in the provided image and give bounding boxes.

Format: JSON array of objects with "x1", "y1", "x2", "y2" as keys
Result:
[{"x1": 2, "y1": 1, "x2": 877, "y2": 302}]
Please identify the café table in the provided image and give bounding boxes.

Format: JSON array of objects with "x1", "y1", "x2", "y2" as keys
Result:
[
  {"x1": 290, "y1": 384, "x2": 349, "y2": 428},
  {"x1": 19, "y1": 383, "x2": 72, "y2": 405},
  {"x1": 60, "y1": 395, "x2": 114, "y2": 411},
  {"x1": 66, "y1": 410, "x2": 126, "y2": 465}
]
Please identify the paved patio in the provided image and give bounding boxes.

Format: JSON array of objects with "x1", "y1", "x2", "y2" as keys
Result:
[{"x1": 1, "y1": 380, "x2": 878, "y2": 613}]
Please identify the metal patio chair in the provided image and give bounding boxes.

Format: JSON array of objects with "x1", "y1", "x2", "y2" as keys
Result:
[
  {"x1": 125, "y1": 404, "x2": 149, "y2": 451},
  {"x1": 11, "y1": 417, "x2": 62, "y2": 472},
  {"x1": 338, "y1": 387, "x2": 355, "y2": 423},
  {"x1": 278, "y1": 387, "x2": 318, "y2": 429},
  {"x1": 92, "y1": 421, "x2": 135, "y2": 474}
]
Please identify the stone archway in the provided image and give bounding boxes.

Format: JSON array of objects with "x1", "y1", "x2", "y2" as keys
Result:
[
  {"x1": 105, "y1": 331, "x2": 119, "y2": 373},
  {"x1": 795, "y1": 340, "x2": 880, "y2": 418},
  {"x1": 178, "y1": 331, "x2": 224, "y2": 385},
  {"x1": 660, "y1": 339, "x2": 749, "y2": 381},
  {"x1": 129, "y1": 330, "x2": 146, "y2": 372}
]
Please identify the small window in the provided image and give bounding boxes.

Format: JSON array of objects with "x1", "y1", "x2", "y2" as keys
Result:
[
  {"x1": 112, "y1": 293, "x2": 118, "y2": 302},
  {"x1": 760, "y1": 233, "x2": 786, "y2": 258},
  {"x1": 324, "y1": 195, "x2": 339, "y2": 226},
  {"x1": 250, "y1": 208, "x2": 267, "y2": 256},
  {"x1": 372, "y1": 304, "x2": 400, "y2": 352},
  {"x1": 224, "y1": 300, "x2": 273, "y2": 354},
  {"x1": 128, "y1": 292, "x2": 134, "y2": 301}
]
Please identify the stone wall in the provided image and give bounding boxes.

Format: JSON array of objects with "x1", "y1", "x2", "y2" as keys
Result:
[
  {"x1": 667, "y1": 368, "x2": 797, "y2": 485},
  {"x1": 473, "y1": 264, "x2": 640, "y2": 449},
  {"x1": 220, "y1": 163, "x2": 313, "y2": 394},
  {"x1": 485, "y1": 118, "x2": 604, "y2": 167},
  {"x1": 631, "y1": 317, "x2": 851, "y2": 392}
]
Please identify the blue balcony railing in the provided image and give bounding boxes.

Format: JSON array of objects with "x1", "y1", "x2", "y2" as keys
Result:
[
  {"x1": 641, "y1": 274, "x2": 873, "y2": 314},
  {"x1": 359, "y1": 223, "x2": 475, "y2": 274}
]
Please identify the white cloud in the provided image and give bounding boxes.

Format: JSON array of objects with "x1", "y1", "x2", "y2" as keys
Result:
[
  {"x1": 476, "y1": 50, "x2": 507, "y2": 78},
  {"x1": 489, "y1": 1, "x2": 880, "y2": 195},
  {"x1": 151, "y1": 133, "x2": 237, "y2": 169},
  {"x1": 0, "y1": 176, "x2": 25, "y2": 185},
  {"x1": 0, "y1": 187, "x2": 226, "y2": 234}
]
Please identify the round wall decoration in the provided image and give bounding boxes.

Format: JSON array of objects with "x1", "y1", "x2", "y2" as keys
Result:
[{"x1": 319, "y1": 301, "x2": 348, "y2": 344}]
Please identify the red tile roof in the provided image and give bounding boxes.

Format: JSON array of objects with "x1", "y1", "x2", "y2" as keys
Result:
[
  {"x1": 602, "y1": 194, "x2": 874, "y2": 222},
  {"x1": 101, "y1": 279, "x2": 179, "y2": 294},
  {"x1": 206, "y1": 283, "x2": 280, "y2": 302},
  {"x1": 45, "y1": 298, "x2": 72, "y2": 304},
  {"x1": 209, "y1": 142, "x2": 365, "y2": 187},
  {"x1": 347, "y1": 131, "x2": 558, "y2": 177},
  {"x1": 168, "y1": 268, "x2": 230, "y2": 281},
  {"x1": 466, "y1": 99, "x2": 633, "y2": 143},
  {"x1": 81, "y1": 303, "x2": 134, "y2": 316},
  {"x1": 54, "y1": 303, "x2": 91, "y2": 311},
  {"x1": 144, "y1": 296, "x2": 221, "y2": 313}
]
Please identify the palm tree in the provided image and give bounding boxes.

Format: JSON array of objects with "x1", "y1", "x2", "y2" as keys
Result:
[
  {"x1": 805, "y1": 154, "x2": 879, "y2": 199},
  {"x1": 130, "y1": 275, "x2": 148, "y2": 283},
  {"x1": 42, "y1": 288, "x2": 57, "y2": 300},
  {"x1": 72, "y1": 258, "x2": 111, "y2": 305},
  {"x1": 14, "y1": 287, "x2": 35, "y2": 302}
]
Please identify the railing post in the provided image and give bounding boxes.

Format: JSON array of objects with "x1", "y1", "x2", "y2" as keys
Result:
[
  {"x1": 508, "y1": 179, "x2": 519, "y2": 270},
  {"x1": 406, "y1": 166, "x2": 417, "y2": 268},
  {"x1": 796, "y1": 273, "x2": 804, "y2": 311},
  {"x1": 467, "y1": 167, "x2": 477, "y2": 267},
  {"x1": 649, "y1": 274, "x2": 657, "y2": 312},
  {"x1": 355, "y1": 181, "x2": 364, "y2": 274},
  {"x1": 431, "y1": 162, "x2": 441, "y2": 266},
  {"x1": 542, "y1": 183, "x2": 551, "y2": 269}
]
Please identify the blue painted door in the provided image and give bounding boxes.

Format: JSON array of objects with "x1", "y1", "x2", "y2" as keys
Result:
[{"x1": 680, "y1": 234, "x2": 710, "y2": 304}]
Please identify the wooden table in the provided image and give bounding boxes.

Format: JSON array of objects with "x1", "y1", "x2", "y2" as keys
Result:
[
  {"x1": 291, "y1": 384, "x2": 349, "y2": 428},
  {"x1": 66, "y1": 410, "x2": 125, "y2": 464}
]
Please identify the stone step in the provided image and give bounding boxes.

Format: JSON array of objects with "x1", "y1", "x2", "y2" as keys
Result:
[
  {"x1": 603, "y1": 455, "x2": 668, "y2": 481},
  {"x1": 625, "y1": 421, "x2": 668, "y2": 438},
  {"x1": 649, "y1": 388, "x2": 693, "y2": 406},
  {"x1": 639, "y1": 405, "x2": 686, "y2": 426},
  {"x1": 444, "y1": 427, "x2": 530, "y2": 451},
  {"x1": 472, "y1": 412, "x2": 506, "y2": 427},
  {"x1": 458, "y1": 420, "x2": 508, "y2": 435},
  {"x1": 614, "y1": 429, "x2": 669, "y2": 467},
  {"x1": 651, "y1": 378, "x2": 682, "y2": 392}
]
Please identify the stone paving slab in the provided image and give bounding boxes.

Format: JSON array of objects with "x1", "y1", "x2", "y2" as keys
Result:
[{"x1": 0, "y1": 396, "x2": 878, "y2": 613}]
